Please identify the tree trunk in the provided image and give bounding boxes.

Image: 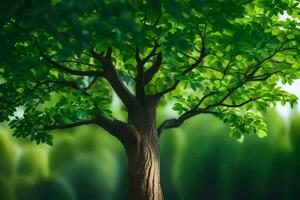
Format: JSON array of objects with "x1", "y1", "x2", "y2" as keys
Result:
[{"x1": 126, "y1": 133, "x2": 164, "y2": 200}]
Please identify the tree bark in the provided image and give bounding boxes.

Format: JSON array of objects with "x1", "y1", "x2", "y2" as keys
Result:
[
  {"x1": 126, "y1": 133, "x2": 164, "y2": 200},
  {"x1": 124, "y1": 98, "x2": 163, "y2": 200}
]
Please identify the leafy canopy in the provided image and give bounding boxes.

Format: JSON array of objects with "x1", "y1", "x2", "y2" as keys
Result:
[{"x1": 0, "y1": 0, "x2": 299, "y2": 145}]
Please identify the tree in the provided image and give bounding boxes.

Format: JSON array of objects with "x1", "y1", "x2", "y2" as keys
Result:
[{"x1": 0, "y1": 0, "x2": 299, "y2": 199}]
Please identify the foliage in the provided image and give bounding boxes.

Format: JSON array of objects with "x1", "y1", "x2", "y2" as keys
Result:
[{"x1": 0, "y1": 0, "x2": 300, "y2": 144}]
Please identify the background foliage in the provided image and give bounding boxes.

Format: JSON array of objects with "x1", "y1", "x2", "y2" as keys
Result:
[{"x1": 0, "y1": 109, "x2": 300, "y2": 200}]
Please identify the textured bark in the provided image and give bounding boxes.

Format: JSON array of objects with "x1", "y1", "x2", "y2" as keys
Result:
[
  {"x1": 124, "y1": 99, "x2": 164, "y2": 200},
  {"x1": 127, "y1": 134, "x2": 163, "y2": 200}
]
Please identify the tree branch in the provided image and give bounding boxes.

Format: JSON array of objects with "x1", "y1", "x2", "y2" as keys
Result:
[
  {"x1": 158, "y1": 38, "x2": 296, "y2": 136},
  {"x1": 245, "y1": 39, "x2": 294, "y2": 77},
  {"x1": 218, "y1": 97, "x2": 262, "y2": 108},
  {"x1": 135, "y1": 47, "x2": 146, "y2": 102},
  {"x1": 221, "y1": 55, "x2": 234, "y2": 80},
  {"x1": 158, "y1": 109, "x2": 218, "y2": 136},
  {"x1": 44, "y1": 119, "x2": 97, "y2": 130},
  {"x1": 141, "y1": 39, "x2": 160, "y2": 63},
  {"x1": 249, "y1": 71, "x2": 283, "y2": 81},
  {"x1": 95, "y1": 115, "x2": 139, "y2": 143},
  {"x1": 46, "y1": 79, "x2": 91, "y2": 96},
  {"x1": 36, "y1": 42, "x2": 104, "y2": 77},
  {"x1": 158, "y1": 95, "x2": 261, "y2": 136},
  {"x1": 90, "y1": 48, "x2": 137, "y2": 108},
  {"x1": 134, "y1": 40, "x2": 161, "y2": 102},
  {"x1": 85, "y1": 76, "x2": 98, "y2": 90},
  {"x1": 194, "y1": 92, "x2": 217, "y2": 108},
  {"x1": 155, "y1": 28, "x2": 207, "y2": 98},
  {"x1": 3, "y1": 80, "x2": 52, "y2": 110},
  {"x1": 201, "y1": 40, "x2": 294, "y2": 112},
  {"x1": 44, "y1": 104, "x2": 136, "y2": 143},
  {"x1": 154, "y1": 12, "x2": 163, "y2": 27},
  {"x1": 60, "y1": 60, "x2": 99, "y2": 67},
  {"x1": 200, "y1": 65, "x2": 226, "y2": 74},
  {"x1": 204, "y1": 70, "x2": 281, "y2": 111},
  {"x1": 178, "y1": 51, "x2": 198, "y2": 61},
  {"x1": 144, "y1": 52, "x2": 162, "y2": 85},
  {"x1": 158, "y1": 58, "x2": 282, "y2": 136}
]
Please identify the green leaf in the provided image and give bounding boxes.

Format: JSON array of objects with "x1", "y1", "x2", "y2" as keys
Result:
[{"x1": 256, "y1": 129, "x2": 267, "y2": 138}]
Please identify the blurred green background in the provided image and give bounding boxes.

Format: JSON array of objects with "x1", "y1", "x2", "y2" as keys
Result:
[{"x1": 0, "y1": 108, "x2": 300, "y2": 200}]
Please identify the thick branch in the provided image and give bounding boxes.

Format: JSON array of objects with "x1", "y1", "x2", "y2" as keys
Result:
[
  {"x1": 90, "y1": 48, "x2": 137, "y2": 108},
  {"x1": 96, "y1": 116, "x2": 138, "y2": 143},
  {"x1": 44, "y1": 106, "x2": 136, "y2": 143},
  {"x1": 158, "y1": 109, "x2": 218, "y2": 136}
]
